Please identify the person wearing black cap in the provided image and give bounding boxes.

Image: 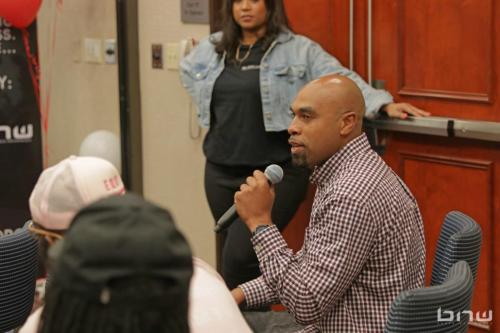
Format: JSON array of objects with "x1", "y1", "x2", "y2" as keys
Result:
[
  {"x1": 37, "y1": 193, "x2": 193, "y2": 333},
  {"x1": 21, "y1": 190, "x2": 253, "y2": 333}
]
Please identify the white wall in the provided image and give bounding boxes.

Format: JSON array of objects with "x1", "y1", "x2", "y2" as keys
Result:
[
  {"x1": 37, "y1": 0, "x2": 214, "y2": 265},
  {"x1": 37, "y1": 0, "x2": 120, "y2": 166},
  {"x1": 138, "y1": 2, "x2": 215, "y2": 265}
]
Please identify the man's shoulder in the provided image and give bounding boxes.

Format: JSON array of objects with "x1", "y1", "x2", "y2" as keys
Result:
[
  {"x1": 342, "y1": 152, "x2": 417, "y2": 210},
  {"x1": 332, "y1": 151, "x2": 390, "y2": 200}
]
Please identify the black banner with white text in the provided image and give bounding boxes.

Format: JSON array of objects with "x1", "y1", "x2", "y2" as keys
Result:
[{"x1": 0, "y1": 18, "x2": 42, "y2": 235}]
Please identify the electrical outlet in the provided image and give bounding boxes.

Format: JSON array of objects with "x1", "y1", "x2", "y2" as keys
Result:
[
  {"x1": 166, "y1": 43, "x2": 179, "y2": 70},
  {"x1": 104, "y1": 39, "x2": 117, "y2": 64},
  {"x1": 82, "y1": 38, "x2": 103, "y2": 64},
  {"x1": 152, "y1": 44, "x2": 163, "y2": 69}
]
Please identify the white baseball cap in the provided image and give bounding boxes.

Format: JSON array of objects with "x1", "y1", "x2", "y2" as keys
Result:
[{"x1": 29, "y1": 155, "x2": 125, "y2": 230}]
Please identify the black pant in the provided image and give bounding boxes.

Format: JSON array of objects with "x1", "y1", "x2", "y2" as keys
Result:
[{"x1": 204, "y1": 160, "x2": 310, "y2": 289}]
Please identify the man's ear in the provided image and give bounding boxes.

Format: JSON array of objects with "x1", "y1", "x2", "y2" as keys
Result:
[{"x1": 339, "y1": 112, "x2": 357, "y2": 136}]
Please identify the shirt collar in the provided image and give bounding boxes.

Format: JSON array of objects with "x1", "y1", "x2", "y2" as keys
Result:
[{"x1": 310, "y1": 133, "x2": 371, "y2": 185}]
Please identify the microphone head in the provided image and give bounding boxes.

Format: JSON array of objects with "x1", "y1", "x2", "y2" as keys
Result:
[{"x1": 264, "y1": 164, "x2": 284, "y2": 184}]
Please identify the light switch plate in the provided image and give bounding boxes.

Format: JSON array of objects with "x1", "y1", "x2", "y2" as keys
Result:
[
  {"x1": 166, "y1": 42, "x2": 179, "y2": 70},
  {"x1": 82, "y1": 38, "x2": 102, "y2": 64}
]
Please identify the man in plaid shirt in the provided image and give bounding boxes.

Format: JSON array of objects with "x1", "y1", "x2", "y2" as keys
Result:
[{"x1": 232, "y1": 74, "x2": 426, "y2": 332}]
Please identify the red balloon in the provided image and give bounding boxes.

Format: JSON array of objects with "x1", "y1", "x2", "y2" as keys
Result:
[{"x1": 0, "y1": 0, "x2": 42, "y2": 29}]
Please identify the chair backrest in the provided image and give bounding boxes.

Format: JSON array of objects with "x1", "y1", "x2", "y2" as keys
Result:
[
  {"x1": 431, "y1": 211, "x2": 482, "y2": 286},
  {"x1": 385, "y1": 261, "x2": 474, "y2": 333},
  {"x1": 0, "y1": 222, "x2": 38, "y2": 332}
]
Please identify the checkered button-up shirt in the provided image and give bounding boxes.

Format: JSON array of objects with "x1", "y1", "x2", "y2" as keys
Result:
[{"x1": 240, "y1": 133, "x2": 426, "y2": 332}]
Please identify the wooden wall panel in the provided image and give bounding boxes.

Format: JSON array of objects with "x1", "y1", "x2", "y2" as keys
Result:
[
  {"x1": 398, "y1": 0, "x2": 493, "y2": 102},
  {"x1": 382, "y1": 132, "x2": 499, "y2": 332},
  {"x1": 399, "y1": 153, "x2": 492, "y2": 322},
  {"x1": 283, "y1": 0, "x2": 349, "y2": 65},
  {"x1": 373, "y1": 0, "x2": 499, "y2": 122}
]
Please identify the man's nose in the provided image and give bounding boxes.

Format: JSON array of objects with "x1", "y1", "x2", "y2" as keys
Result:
[{"x1": 288, "y1": 119, "x2": 300, "y2": 136}]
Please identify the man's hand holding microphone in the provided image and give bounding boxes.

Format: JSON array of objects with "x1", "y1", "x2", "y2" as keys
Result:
[
  {"x1": 234, "y1": 169, "x2": 276, "y2": 233},
  {"x1": 227, "y1": 165, "x2": 283, "y2": 305}
]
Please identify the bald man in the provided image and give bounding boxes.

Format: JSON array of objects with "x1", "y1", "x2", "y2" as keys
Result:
[{"x1": 233, "y1": 75, "x2": 426, "y2": 332}]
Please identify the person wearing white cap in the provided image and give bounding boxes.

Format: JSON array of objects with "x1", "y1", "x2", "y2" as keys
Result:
[
  {"x1": 20, "y1": 155, "x2": 252, "y2": 333},
  {"x1": 29, "y1": 155, "x2": 125, "y2": 234},
  {"x1": 26, "y1": 155, "x2": 124, "y2": 268},
  {"x1": 19, "y1": 155, "x2": 125, "y2": 333}
]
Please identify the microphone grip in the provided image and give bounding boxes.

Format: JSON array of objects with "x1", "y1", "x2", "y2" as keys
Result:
[
  {"x1": 214, "y1": 204, "x2": 238, "y2": 233},
  {"x1": 213, "y1": 164, "x2": 282, "y2": 233}
]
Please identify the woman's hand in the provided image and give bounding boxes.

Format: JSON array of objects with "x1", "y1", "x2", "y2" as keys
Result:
[{"x1": 382, "y1": 103, "x2": 431, "y2": 119}]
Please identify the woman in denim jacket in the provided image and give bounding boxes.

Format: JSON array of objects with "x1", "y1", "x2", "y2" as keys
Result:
[{"x1": 180, "y1": 0, "x2": 429, "y2": 291}]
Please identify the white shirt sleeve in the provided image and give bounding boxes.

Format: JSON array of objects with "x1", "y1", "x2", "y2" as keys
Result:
[{"x1": 189, "y1": 257, "x2": 252, "y2": 333}]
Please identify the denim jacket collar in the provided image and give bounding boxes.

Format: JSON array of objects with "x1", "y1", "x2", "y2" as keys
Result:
[{"x1": 275, "y1": 29, "x2": 294, "y2": 44}]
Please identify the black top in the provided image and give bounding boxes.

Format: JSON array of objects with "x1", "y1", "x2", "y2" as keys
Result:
[{"x1": 203, "y1": 40, "x2": 291, "y2": 167}]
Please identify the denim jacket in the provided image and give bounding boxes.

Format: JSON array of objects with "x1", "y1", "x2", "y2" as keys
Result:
[{"x1": 180, "y1": 30, "x2": 393, "y2": 131}]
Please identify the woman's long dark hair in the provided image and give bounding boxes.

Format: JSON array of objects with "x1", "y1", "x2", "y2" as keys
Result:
[{"x1": 214, "y1": 0, "x2": 291, "y2": 60}]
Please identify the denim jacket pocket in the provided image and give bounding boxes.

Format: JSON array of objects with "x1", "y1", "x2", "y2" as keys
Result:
[
  {"x1": 273, "y1": 64, "x2": 306, "y2": 83},
  {"x1": 274, "y1": 65, "x2": 290, "y2": 76},
  {"x1": 273, "y1": 64, "x2": 308, "y2": 113},
  {"x1": 290, "y1": 64, "x2": 306, "y2": 80}
]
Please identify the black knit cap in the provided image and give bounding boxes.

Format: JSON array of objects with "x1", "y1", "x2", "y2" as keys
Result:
[{"x1": 48, "y1": 192, "x2": 193, "y2": 309}]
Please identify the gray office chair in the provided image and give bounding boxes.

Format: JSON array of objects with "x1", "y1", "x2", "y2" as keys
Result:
[
  {"x1": 0, "y1": 222, "x2": 38, "y2": 332},
  {"x1": 431, "y1": 211, "x2": 482, "y2": 285},
  {"x1": 385, "y1": 260, "x2": 473, "y2": 333}
]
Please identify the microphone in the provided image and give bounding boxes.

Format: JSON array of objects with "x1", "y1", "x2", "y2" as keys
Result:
[{"x1": 213, "y1": 164, "x2": 284, "y2": 233}]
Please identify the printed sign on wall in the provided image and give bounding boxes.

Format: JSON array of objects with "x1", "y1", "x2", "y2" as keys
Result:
[
  {"x1": 0, "y1": 18, "x2": 42, "y2": 234},
  {"x1": 181, "y1": 0, "x2": 209, "y2": 24}
]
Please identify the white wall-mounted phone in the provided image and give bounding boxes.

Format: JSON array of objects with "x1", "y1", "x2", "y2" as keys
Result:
[{"x1": 177, "y1": 38, "x2": 201, "y2": 139}]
